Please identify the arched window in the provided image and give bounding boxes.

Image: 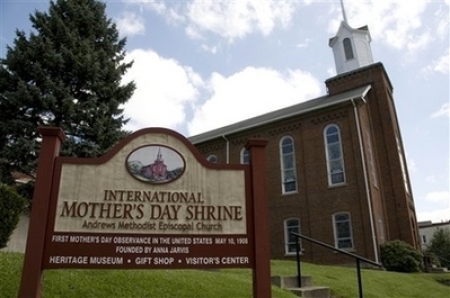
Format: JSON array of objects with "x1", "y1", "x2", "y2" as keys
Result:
[
  {"x1": 279, "y1": 136, "x2": 297, "y2": 193},
  {"x1": 284, "y1": 218, "x2": 302, "y2": 254},
  {"x1": 343, "y1": 37, "x2": 354, "y2": 60},
  {"x1": 333, "y1": 212, "x2": 354, "y2": 250},
  {"x1": 207, "y1": 154, "x2": 218, "y2": 163},
  {"x1": 324, "y1": 125, "x2": 345, "y2": 185},
  {"x1": 240, "y1": 147, "x2": 250, "y2": 164}
]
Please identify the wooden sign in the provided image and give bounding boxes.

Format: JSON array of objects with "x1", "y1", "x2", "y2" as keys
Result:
[{"x1": 19, "y1": 127, "x2": 271, "y2": 297}]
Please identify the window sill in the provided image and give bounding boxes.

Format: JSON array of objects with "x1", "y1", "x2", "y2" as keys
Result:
[
  {"x1": 282, "y1": 191, "x2": 299, "y2": 196},
  {"x1": 327, "y1": 183, "x2": 347, "y2": 189}
]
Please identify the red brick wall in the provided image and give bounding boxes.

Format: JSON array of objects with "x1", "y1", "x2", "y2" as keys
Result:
[
  {"x1": 193, "y1": 63, "x2": 420, "y2": 264},
  {"x1": 194, "y1": 104, "x2": 379, "y2": 264},
  {"x1": 358, "y1": 100, "x2": 389, "y2": 247},
  {"x1": 326, "y1": 63, "x2": 420, "y2": 250}
]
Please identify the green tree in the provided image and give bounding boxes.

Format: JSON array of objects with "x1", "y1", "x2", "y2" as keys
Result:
[
  {"x1": 0, "y1": 0, "x2": 135, "y2": 200},
  {"x1": 425, "y1": 228, "x2": 450, "y2": 269},
  {"x1": 0, "y1": 184, "x2": 27, "y2": 248}
]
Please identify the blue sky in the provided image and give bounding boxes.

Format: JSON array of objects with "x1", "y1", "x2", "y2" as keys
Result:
[{"x1": 1, "y1": 0, "x2": 449, "y2": 223}]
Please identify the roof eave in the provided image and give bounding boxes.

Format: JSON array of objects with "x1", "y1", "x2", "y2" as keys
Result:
[{"x1": 189, "y1": 85, "x2": 372, "y2": 144}]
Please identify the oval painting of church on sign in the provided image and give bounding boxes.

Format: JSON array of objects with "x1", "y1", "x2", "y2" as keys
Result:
[{"x1": 126, "y1": 145, "x2": 186, "y2": 184}]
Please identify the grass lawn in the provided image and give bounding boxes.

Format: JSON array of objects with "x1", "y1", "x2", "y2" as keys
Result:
[
  {"x1": 272, "y1": 260, "x2": 450, "y2": 298},
  {"x1": 1, "y1": 252, "x2": 449, "y2": 297}
]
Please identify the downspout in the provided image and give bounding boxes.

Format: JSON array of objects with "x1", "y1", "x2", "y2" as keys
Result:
[
  {"x1": 351, "y1": 98, "x2": 379, "y2": 263},
  {"x1": 221, "y1": 135, "x2": 229, "y2": 164}
]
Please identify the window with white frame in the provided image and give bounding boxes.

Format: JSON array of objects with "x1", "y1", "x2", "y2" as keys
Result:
[
  {"x1": 207, "y1": 154, "x2": 218, "y2": 163},
  {"x1": 280, "y1": 136, "x2": 297, "y2": 193},
  {"x1": 333, "y1": 212, "x2": 354, "y2": 250},
  {"x1": 284, "y1": 218, "x2": 301, "y2": 254},
  {"x1": 343, "y1": 37, "x2": 354, "y2": 60},
  {"x1": 324, "y1": 125, "x2": 345, "y2": 185},
  {"x1": 240, "y1": 147, "x2": 249, "y2": 164}
]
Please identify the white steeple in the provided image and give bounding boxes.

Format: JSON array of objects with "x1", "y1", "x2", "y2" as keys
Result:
[
  {"x1": 329, "y1": 0, "x2": 374, "y2": 74},
  {"x1": 340, "y1": 0, "x2": 348, "y2": 24}
]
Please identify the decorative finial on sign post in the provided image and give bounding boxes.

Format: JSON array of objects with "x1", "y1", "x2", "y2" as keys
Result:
[{"x1": 340, "y1": 0, "x2": 348, "y2": 24}]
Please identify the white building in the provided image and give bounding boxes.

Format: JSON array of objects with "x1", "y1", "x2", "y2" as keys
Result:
[{"x1": 418, "y1": 220, "x2": 450, "y2": 251}]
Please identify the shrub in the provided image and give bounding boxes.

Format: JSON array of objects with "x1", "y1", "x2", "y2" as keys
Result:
[
  {"x1": 380, "y1": 240, "x2": 423, "y2": 272},
  {"x1": 0, "y1": 184, "x2": 27, "y2": 248}
]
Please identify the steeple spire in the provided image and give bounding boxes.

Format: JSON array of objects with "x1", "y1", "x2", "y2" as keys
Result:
[
  {"x1": 328, "y1": 0, "x2": 374, "y2": 74},
  {"x1": 340, "y1": 0, "x2": 348, "y2": 24}
]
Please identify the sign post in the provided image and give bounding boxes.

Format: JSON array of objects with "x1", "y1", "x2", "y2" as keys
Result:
[
  {"x1": 19, "y1": 127, "x2": 270, "y2": 297},
  {"x1": 247, "y1": 139, "x2": 271, "y2": 298},
  {"x1": 19, "y1": 127, "x2": 65, "y2": 298}
]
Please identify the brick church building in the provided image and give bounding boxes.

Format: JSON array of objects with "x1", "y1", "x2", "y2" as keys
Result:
[{"x1": 188, "y1": 10, "x2": 420, "y2": 264}]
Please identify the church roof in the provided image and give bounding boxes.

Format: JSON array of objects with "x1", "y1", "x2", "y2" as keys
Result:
[
  {"x1": 328, "y1": 21, "x2": 371, "y2": 47},
  {"x1": 189, "y1": 84, "x2": 372, "y2": 144}
]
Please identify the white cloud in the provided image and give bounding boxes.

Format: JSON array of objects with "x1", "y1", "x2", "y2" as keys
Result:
[
  {"x1": 417, "y1": 208, "x2": 450, "y2": 223},
  {"x1": 187, "y1": 67, "x2": 321, "y2": 136},
  {"x1": 435, "y1": 3, "x2": 450, "y2": 40},
  {"x1": 185, "y1": 0, "x2": 296, "y2": 41},
  {"x1": 405, "y1": 32, "x2": 432, "y2": 54},
  {"x1": 116, "y1": 12, "x2": 145, "y2": 37},
  {"x1": 139, "y1": 1, "x2": 186, "y2": 25},
  {"x1": 138, "y1": 0, "x2": 166, "y2": 15},
  {"x1": 132, "y1": 0, "x2": 446, "y2": 57},
  {"x1": 424, "y1": 49, "x2": 450, "y2": 75},
  {"x1": 328, "y1": 0, "x2": 431, "y2": 55},
  {"x1": 431, "y1": 102, "x2": 450, "y2": 118},
  {"x1": 417, "y1": 191, "x2": 450, "y2": 223},
  {"x1": 201, "y1": 44, "x2": 219, "y2": 54},
  {"x1": 296, "y1": 38, "x2": 311, "y2": 49},
  {"x1": 138, "y1": 0, "x2": 297, "y2": 42},
  {"x1": 425, "y1": 191, "x2": 450, "y2": 205},
  {"x1": 326, "y1": 67, "x2": 336, "y2": 77},
  {"x1": 121, "y1": 49, "x2": 203, "y2": 132},
  {"x1": 120, "y1": 49, "x2": 322, "y2": 137}
]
